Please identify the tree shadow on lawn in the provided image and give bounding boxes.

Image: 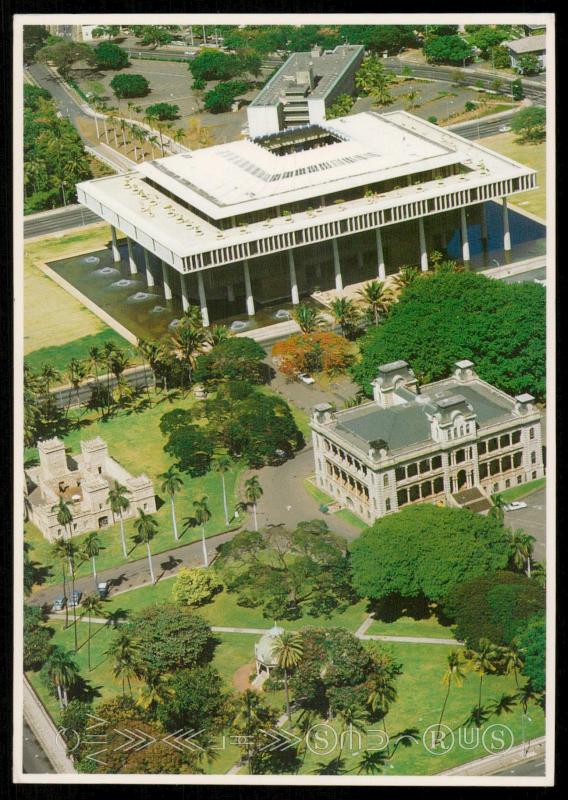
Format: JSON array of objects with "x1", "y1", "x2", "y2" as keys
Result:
[
  {"x1": 157, "y1": 554, "x2": 183, "y2": 579},
  {"x1": 368, "y1": 593, "x2": 453, "y2": 628}
]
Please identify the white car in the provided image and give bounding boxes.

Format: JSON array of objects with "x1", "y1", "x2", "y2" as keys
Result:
[
  {"x1": 498, "y1": 125, "x2": 512, "y2": 132},
  {"x1": 503, "y1": 501, "x2": 528, "y2": 512},
  {"x1": 298, "y1": 373, "x2": 315, "y2": 385}
]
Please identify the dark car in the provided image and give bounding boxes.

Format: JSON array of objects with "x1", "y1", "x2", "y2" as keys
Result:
[
  {"x1": 51, "y1": 596, "x2": 66, "y2": 612},
  {"x1": 68, "y1": 590, "x2": 82, "y2": 608}
]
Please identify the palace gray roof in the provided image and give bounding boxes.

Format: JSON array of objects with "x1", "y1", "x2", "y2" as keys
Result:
[
  {"x1": 335, "y1": 379, "x2": 516, "y2": 454},
  {"x1": 505, "y1": 34, "x2": 546, "y2": 54}
]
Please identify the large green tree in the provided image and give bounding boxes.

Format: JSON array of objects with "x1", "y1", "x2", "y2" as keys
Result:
[
  {"x1": 351, "y1": 505, "x2": 511, "y2": 605},
  {"x1": 36, "y1": 40, "x2": 95, "y2": 78},
  {"x1": 423, "y1": 35, "x2": 473, "y2": 65},
  {"x1": 194, "y1": 336, "x2": 266, "y2": 385},
  {"x1": 110, "y1": 73, "x2": 150, "y2": 99},
  {"x1": 517, "y1": 614, "x2": 545, "y2": 692},
  {"x1": 215, "y1": 520, "x2": 355, "y2": 620},
  {"x1": 352, "y1": 271, "x2": 546, "y2": 402},
  {"x1": 511, "y1": 106, "x2": 546, "y2": 143},
  {"x1": 156, "y1": 664, "x2": 231, "y2": 734},
  {"x1": 125, "y1": 605, "x2": 215, "y2": 672},
  {"x1": 94, "y1": 41, "x2": 129, "y2": 70},
  {"x1": 443, "y1": 571, "x2": 545, "y2": 648}
]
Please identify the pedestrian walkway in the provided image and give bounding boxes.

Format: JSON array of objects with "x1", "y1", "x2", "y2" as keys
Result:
[{"x1": 23, "y1": 677, "x2": 76, "y2": 774}]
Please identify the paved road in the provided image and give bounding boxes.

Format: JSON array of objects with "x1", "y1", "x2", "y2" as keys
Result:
[
  {"x1": 27, "y1": 528, "x2": 238, "y2": 609},
  {"x1": 22, "y1": 719, "x2": 55, "y2": 774},
  {"x1": 491, "y1": 755, "x2": 546, "y2": 777},
  {"x1": 50, "y1": 364, "x2": 155, "y2": 410},
  {"x1": 24, "y1": 204, "x2": 102, "y2": 238},
  {"x1": 505, "y1": 487, "x2": 546, "y2": 563}
]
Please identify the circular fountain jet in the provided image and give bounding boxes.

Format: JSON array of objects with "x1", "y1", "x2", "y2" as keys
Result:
[
  {"x1": 126, "y1": 291, "x2": 155, "y2": 303},
  {"x1": 149, "y1": 305, "x2": 167, "y2": 314},
  {"x1": 83, "y1": 255, "x2": 100, "y2": 265},
  {"x1": 274, "y1": 309, "x2": 290, "y2": 320},
  {"x1": 92, "y1": 266, "x2": 121, "y2": 278},
  {"x1": 110, "y1": 278, "x2": 140, "y2": 289},
  {"x1": 230, "y1": 320, "x2": 249, "y2": 332}
]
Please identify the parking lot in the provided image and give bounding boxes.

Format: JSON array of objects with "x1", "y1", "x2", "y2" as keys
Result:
[{"x1": 505, "y1": 487, "x2": 547, "y2": 563}]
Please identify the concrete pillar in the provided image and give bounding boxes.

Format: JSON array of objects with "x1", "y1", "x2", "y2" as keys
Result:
[
  {"x1": 110, "y1": 225, "x2": 121, "y2": 263},
  {"x1": 143, "y1": 251, "x2": 155, "y2": 287},
  {"x1": 180, "y1": 273, "x2": 189, "y2": 312},
  {"x1": 502, "y1": 197, "x2": 511, "y2": 251},
  {"x1": 332, "y1": 239, "x2": 343, "y2": 292},
  {"x1": 243, "y1": 259, "x2": 255, "y2": 316},
  {"x1": 357, "y1": 251, "x2": 364, "y2": 272},
  {"x1": 227, "y1": 282, "x2": 235, "y2": 302},
  {"x1": 460, "y1": 207, "x2": 470, "y2": 263},
  {"x1": 418, "y1": 217, "x2": 428, "y2": 272},
  {"x1": 161, "y1": 260, "x2": 172, "y2": 300},
  {"x1": 288, "y1": 250, "x2": 299, "y2": 305},
  {"x1": 126, "y1": 237, "x2": 138, "y2": 274},
  {"x1": 480, "y1": 202, "x2": 488, "y2": 241},
  {"x1": 376, "y1": 228, "x2": 386, "y2": 281},
  {"x1": 197, "y1": 272, "x2": 209, "y2": 327}
]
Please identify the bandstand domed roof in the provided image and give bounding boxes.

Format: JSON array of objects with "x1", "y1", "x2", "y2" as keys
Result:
[{"x1": 255, "y1": 625, "x2": 284, "y2": 667}]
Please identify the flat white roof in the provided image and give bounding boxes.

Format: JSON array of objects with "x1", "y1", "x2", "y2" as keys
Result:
[
  {"x1": 135, "y1": 112, "x2": 460, "y2": 217},
  {"x1": 78, "y1": 111, "x2": 537, "y2": 260}
]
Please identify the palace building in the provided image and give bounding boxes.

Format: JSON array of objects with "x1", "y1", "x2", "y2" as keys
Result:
[
  {"x1": 77, "y1": 111, "x2": 537, "y2": 327},
  {"x1": 310, "y1": 360, "x2": 544, "y2": 523}
]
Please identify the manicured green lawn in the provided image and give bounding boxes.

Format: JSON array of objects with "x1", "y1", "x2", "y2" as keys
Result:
[
  {"x1": 366, "y1": 614, "x2": 457, "y2": 640},
  {"x1": 496, "y1": 477, "x2": 546, "y2": 503},
  {"x1": 296, "y1": 641, "x2": 545, "y2": 775},
  {"x1": 303, "y1": 480, "x2": 368, "y2": 531},
  {"x1": 26, "y1": 391, "x2": 243, "y2": 588},
  {"x1": 24, "y1": 329, "x2": 135, "y2": 375},
  {"x1": 103, "y1": 580, "x2": 370, "y2": 634}
]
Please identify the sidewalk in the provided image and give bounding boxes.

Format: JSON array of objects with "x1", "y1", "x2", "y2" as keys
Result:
[
  {"x1": 440, "y1": 736, "x2": 546, "y2": 776},
  {"x1": 23, "y1": 677, "x2": 76, "y2": 774}
]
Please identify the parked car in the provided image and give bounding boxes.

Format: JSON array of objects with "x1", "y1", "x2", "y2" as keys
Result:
[
  {"x1": 498, "y1": 125, "x2": 512, "y2": 132},
  {"x1": 503, "y1": 501, "x2": 528, "y2": 512},
  {"x1": 298, "y1": 373, "x2": 315, "y2": 385},
  {"x1": 97, "y1": 581, "x2": 110, "y2": 599},
  {"x1": 68, "y1": 590, "x2": 83, "y2": 608},
  {"x1": 51, "y1": 596, "x2": 66, "y2": 612}
]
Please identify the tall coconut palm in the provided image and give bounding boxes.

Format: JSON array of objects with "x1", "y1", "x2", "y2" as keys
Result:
[
  {"x1": 435, "y1": 649, "x2": 466, "y2": 744},
  {"x1": 356, "y1": 280, "x2": 393, "y2": 325},
  {"x1": 293, "y1": 303, "x2": 324, "y2": 334},
  {"x1": 501, "y1": 643, "x2": 524, "y2": 688},
  {"x1": 133, "y1": 509, "x2": 159, "y2": 584},
  {"x1": 82, "y1": 532, "x2": 102, "y2": 591},
  {"x1": 172, "y1": 126, "x2": 186, "y2": 153},
  {"x1": 191, "y1": 496, "x2": 211, "y2": 567},
  {"x1": 517, "y1": 680, "x2": 539, "y2": 752},
  {"x1": 367, "y1": 649, "x2": 402, "y2": 754},
  {"x1": 159, "y1": 466, "x2": 184, "y2": 541},
  {"x1": 61, "y1": 538, "x2": 80, "y2": 651},
  {"x1": 66, "y1": 357, "x2": 87, "y2": 411},
  {"x1": 80, "y1": 594, "x2": 105, "y2": 671},
  {"x1": 212, "y1": 455, "x2": 231, "y2": 527},
  {"x1": 329, "y1": 297, "x2": 360, "y2": 338},
  {"x1": 107, "y1": 481, "x2": 130, "y2": 559},
  {"x1": 52, "y1": 496, "x2": 73, "y2": 540},
  {"x1": 41, "y1": 364, "x2": 61, "y2": 397},
  {"x1": 51, "y1": 537, "x2": 70, "y2": 628},
  {"x1": 271, "y1": 631, "x2": 303, "y2": 719},
  {"x1": 119, "y1": 117, "x2": 128, "y2": 149},
  {"x1": 147, "y1": 134, "x2": 160, "y2": 159},
  {"x1": 465, "y1": 638, "x2": 500, "y2": 724},
  {"x1": 44, "y1": 647, "x2": 80, "y2": 709},
  {"x1": 170, "y1": 321, "x2": 208, "y2": 388},
  {"x1": 107, "y1": 630, "x2": 142, "y2": 696},
  {"x1": 244, "y1": 476, "x2": 263, "y2": 532},
  {"x1": 508, "y1": 529, "x2": 535, "y2": 577},
  {"x1": 489, "y1": 492, "x2": 506, "y2": 523}
]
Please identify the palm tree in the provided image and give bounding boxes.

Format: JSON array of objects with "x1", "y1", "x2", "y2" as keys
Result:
[
  {"x1": 170, "y1": 321, "x2": 208, "y2": 388},
  {"x1": 212, "y1": 456, "x2": 231, "y2": 527},
  {"x1": 44, "y1": 647, "x2": 80, "y2": 708},
  {"x1": 137, "y1": 667, "x2": 174, "y2": 712},
  {"x1": 356, "y1": 280, "x2": 393, "y2": 325},
  {"x1": 293, "y1": 303, "x2": 324, "y2": 334},
  {"x1": 88, "y1": 345, "x2": 103, "y2": 395},
  {"x1": 159, "y1": 466, "x2": 184, "y2": 541},
  {"x1": 435, "y1": 649, "x2": 466, "y2": 744},
  {"x1": 489, "y1": 492, "x2": 506, "y2": 523},
  {"x1": 356, "y1": 749, "x2": 388, "y2": 774},
  {"x1": 232, "y1": 689, "x2": 275, "y2": 774},
  {"x1": 191, "y1": 496, "x2": 211, "y2": 567},
  {"x1": 465, "y1": 638, "x2": 500, "y2": 724},
  {"x1": 392, "y1": 266, "x2": 420, "y2": 295},
  {"x1": 107, "y1": 630, "x2": 142, "y2": 696},
  {"x1": 244, "y1": 476, "x2": 263, "y2": 532},
  {"x1": 367, "y1": 649, "x2": 402, "y2": 754},
  {"x1": 50, "y1": 538, "x2": 70, "y2": 628},
  {"x1": 119, "y1": 117, "x2": 128, "y2": 149},
  {"x1": 133, "y1": 509, "x2": 159, "y2": 584},
  {"x1": 107, "y1": 481, "x2": 130, "y2": 559},
  {"x1": 40, "y1": 364, "x2": 61, "y2": 397},
  {"x1": 52, "y1": 496, "x2": 73, "y2": 540},
  {"x1": 82, "y1": 532, "x2": 102, "y2": 590},
  {"x1": 109, "y1": 349, "x2": 131, "y2": 405},
  {"x1": 508, "y1": 529, "x2": 535, "y2": 577},
  {"x1": 61, "y1": 538, "x2": 80, "y2": 651},
  {"x1": 207, "y1": 324, "x2": 230, "y2": 346},
  {"x1": 80, "y1": 594, "x2": 105, "y2": 671},
  {"x1": 65, "y1": 358, "x2": 87, "y2": 411},
  {"x1": 172, "y1": 126, "x2": 186, "y2": 153},
  {"x1": 500, "y1": 643, "x2": 524, "y2": 688},
  {"x1": 271, "y1": 631, "x2": 303, "y2": 719},
  {"x1": 329, "y1": 297, "x2": 360, "y2": 337},
  {"x1": 147, "y1": 134, "x2": 160, "y2": 159},
  {"x1": 517, "y1": 680, "x2": 539, "y2": 752}
]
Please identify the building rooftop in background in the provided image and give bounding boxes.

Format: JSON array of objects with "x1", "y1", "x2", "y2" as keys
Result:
[
  {"x1": 504, "y1": 34, "x2": 546, "y2": 54},
  {"x1": 247, "y1": 44, "x2": 365, "y2": 138}
]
